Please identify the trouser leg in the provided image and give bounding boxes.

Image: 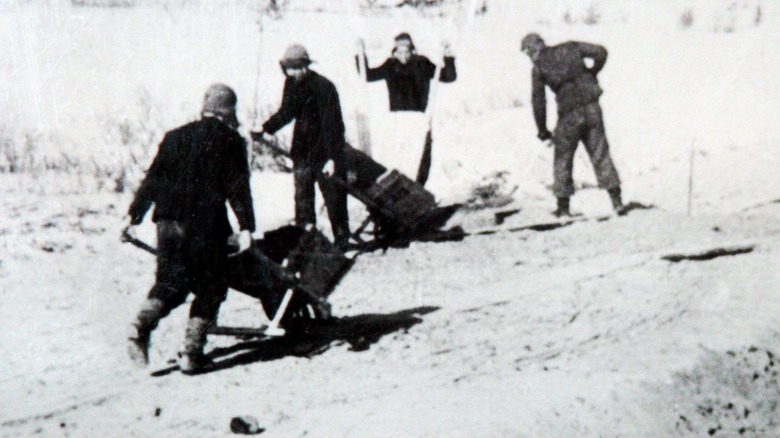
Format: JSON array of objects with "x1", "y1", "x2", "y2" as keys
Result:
[
  {"x1": 416, "y1": 130, "x2": 433, "y2": 186},
  {"x1": 188, "y1": 283, "x2": 228, "y2": 322},
  {"x1": 145, "y1": 221, "x2": 189, "y2": 317},
  {"x1": 552, "y1": 112, "x2": 582, "y2": 199},
  {"x1": 317, "y1": 162, "x2": 350, "y2": 249},
  {"x1": 293, "y1": 163, "x2": 317, "y2": 227},
  {"x1": 582, "y1": 103, "x2": 621, "y2": 194},
  {"x1": 179, "y1": 250, "x2": 228, "y2": 374},
  {"x1": 129, "y1": 221, "x2": 189, "y2": 366}
]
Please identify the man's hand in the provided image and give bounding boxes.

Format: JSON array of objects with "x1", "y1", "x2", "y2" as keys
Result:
[
  {"x1": 227, "y1": 230, "x2": 252, "y2": 257},
  {"x1": 537, "y1": 130, "x2": 553, "y2": 141},
  {"x1": 442, "y1": 40, "x2": 454, "y2": 57},
  {"x1": 322, "y1": 159, "x2": 335, "y2": 177}
]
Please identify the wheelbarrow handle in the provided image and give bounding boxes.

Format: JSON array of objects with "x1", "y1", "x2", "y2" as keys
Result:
[
  {"x1": 121, "y1": 227, "x2": 157, "y2": 255},
  {"x1": 251, "y1": 134, "x2": 291, "y2": 158},
  {"x1": 120, "y1": 226, "x2": 326, "y2": 304}
]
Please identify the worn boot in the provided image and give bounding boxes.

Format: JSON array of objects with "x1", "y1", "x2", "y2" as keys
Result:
[
  {"x1": 178, "y1": 317, "x2": 214, "y2": 374},
  {"x1": 608, "y1": 187, "x2": 627, "y2": 216},
  {"x1": 553, "y1": 197, "x2": 571, "y2": 217},
  {"x1": 128, "y1": 298, "x2": 165, "y2": 367}
]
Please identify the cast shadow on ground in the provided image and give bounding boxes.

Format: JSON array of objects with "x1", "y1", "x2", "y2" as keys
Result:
[{"x1": 152, "y1": 306, "x2": 439, "y2": 377}]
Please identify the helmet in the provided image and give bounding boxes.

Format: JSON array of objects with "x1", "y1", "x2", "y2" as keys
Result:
[
  {"x1": 202, "y1": 83, "x2": 237, "y2": 114},
  {"x1": 202, "y1": 84, "x2": 238, "y2": 128}
]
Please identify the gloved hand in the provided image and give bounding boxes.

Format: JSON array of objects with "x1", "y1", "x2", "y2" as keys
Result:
[
  {"x1": 227, "y1": 230, "x2": 252, "y2": 257},
  {"x1": 322, "y1": 159, "x2": 335, "y2": 177},
  {"x1": 537, "y1": 130, "x2": 553, "y2": 141}
]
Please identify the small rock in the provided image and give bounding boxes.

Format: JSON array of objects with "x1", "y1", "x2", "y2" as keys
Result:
[
  {"x1": 154, "y1": 407, "x2": 162, "y2": 417},
  {"x1": 230, "y1": 416, "x2": 264, "y2": 435}
]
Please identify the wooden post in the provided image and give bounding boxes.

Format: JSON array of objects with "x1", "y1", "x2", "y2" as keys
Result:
[{"x1": 687, "y1": 139, "x2": 696, "y2": 216}]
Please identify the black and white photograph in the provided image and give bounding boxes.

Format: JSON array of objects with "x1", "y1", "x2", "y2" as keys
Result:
[{"x1": 1, "y1": 0, "x2": 778, "y2": 436}]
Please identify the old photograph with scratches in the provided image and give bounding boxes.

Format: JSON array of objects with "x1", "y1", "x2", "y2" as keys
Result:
[{"x1": 1, "y1": 0, "x2": 778, "y2": 436}]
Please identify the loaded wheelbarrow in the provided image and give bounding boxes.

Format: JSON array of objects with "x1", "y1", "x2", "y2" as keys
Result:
[
  {"x1": 122, "y1": 224, "x2": 354, "y2": 339},
  {"x1": 252, "y1": 136, "x2": 465, "y2": 251}
]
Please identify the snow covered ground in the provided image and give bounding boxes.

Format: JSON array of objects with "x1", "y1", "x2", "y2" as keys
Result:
[{"x1": 1, "y1": 0, "x2": 779, "y2": 436}]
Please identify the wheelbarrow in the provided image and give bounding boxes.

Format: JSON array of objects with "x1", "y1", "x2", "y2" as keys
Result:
[
  {"x1": 122, "y1": 224, "x2": 354, "y2": 338},
  {"x1": 252, "y1": 136, "x2": 464, "y2": 251}
]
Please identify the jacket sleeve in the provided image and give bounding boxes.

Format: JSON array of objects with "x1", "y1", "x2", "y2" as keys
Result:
[
  {"x1": 419, "y1": 56, "x2": 437, "y2": 80},
  {"x1": 317, "y1": 82, "x2": 345, "y2": 160},
  {"x1": 577, "y1": 42, "x2": 608, "y2": 75},
  {"x1": 438, "y1": 56, "x2": 457, "y2": 83},
  {"x1": 365, "y1": 58, "x2": 391, "y2": 82},
  {"x1": 223, "y1": 137, "x2": 256, "y2": 232},
  {"x1": 127, "y1": 134, "x2": 174, "y2": 224},
  {"x1": 531, "y1": 67, "x2": 548, "y2": 135},
  {"x1": 262, "y1": 78, "x2": 297, "y2": 134}
]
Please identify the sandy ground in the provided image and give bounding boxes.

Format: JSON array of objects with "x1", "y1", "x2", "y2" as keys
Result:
[
  {"x1": 1, "y1": 178, "x2": 778, "y2": 437},
  {"x1": 2, "y1": 0, "x2": 779, "y2": 436}
]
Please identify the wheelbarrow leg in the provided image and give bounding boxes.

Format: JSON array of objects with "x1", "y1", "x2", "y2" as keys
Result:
[{"x1": 264, "y1": 288, "x2": 294, "y2": 337}]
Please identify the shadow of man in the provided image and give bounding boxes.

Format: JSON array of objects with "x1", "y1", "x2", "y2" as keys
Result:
[{"x1": 152, "y1": 306, "x2": 439, "y2": 377}]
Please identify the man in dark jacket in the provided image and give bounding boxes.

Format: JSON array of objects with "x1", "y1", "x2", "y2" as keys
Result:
[
  {"x1": 125, "y1": 83, "x2": 256, "y2": 374},
  {"x1": 521, "y1": 33, "x2": 625, "y2": 216},
  {"x1": 252, "y1": 45, "x2": 350, "y2": 249},
  {"x1": 358, "y1": 32, "x2": 457, "y2": 112}
]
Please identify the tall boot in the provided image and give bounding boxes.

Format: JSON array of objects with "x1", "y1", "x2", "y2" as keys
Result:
[
  {"x1": 178, "y1": 317, "x2": 214, "y2": 374},
  {"x1": 553, "y1": 197, "x2": 570, "y2": 217},
  {"x1": 128, "y1": 298, "x2": 165, "y2": 366},
  {"x1": 608, "y1": 187, "x2": 627, "y2": 215}
]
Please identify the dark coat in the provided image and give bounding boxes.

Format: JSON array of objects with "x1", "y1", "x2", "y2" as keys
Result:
[
  {"x1": 531, "y1": 41, "x2": 607, "y2": 134},
  {"x1": 262, "y1": 71, "x2": 345, "y2": 165},
  {"x1": 128, "y1": 117, "x2": 256, "y2": 241},
  {"x1": 361, "y1": 54, "x2": 457, "y2": 112}
]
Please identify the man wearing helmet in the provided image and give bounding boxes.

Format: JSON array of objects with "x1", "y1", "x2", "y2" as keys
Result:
[
  {"x1": 253, "y1": 45, "x2": 350, "y2": 250},
  {"x1": 124, "y1": 84, "x2": 256, "y2": 374},
  {"x1": 521, "y1": 33, "x2": 625, "y2": 217}
]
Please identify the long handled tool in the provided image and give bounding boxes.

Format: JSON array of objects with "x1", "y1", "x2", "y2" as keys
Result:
[
  {"x1": 416, "y1": 1, "x2": 480, "y2": 186},
  {"x1": 352, "y1": 1, "x2": 373, "y2": 155}
]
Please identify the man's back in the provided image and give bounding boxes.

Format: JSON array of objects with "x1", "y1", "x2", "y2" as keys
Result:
[
  {"x1": 129, "y1": 117, "x2": 254, "y2": 237},
  {"x1": 263, "y1": 71, "x2": 345, "y2": 164},
  {"x1": 533, "y1": 41, "x2": 607, "y2": 115}
]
